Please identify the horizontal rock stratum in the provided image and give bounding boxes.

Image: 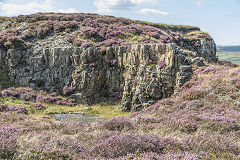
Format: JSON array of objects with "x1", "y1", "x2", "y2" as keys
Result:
[{"x1": 0, "y1": 13, "x2": 216, "y2": 111}]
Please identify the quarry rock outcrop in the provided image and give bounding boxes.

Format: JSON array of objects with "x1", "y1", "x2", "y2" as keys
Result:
[{"x1": 0, "y1": 39, "x2": 216, "y2": 112}]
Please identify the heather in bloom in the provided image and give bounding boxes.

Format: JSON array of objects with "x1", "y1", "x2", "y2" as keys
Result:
[
  {"x1": 0, "y1": 126, "x2": 19, "y2": 159},
  {"x1": 63, "y1": 86, "x2": 75, "y2": 96},
  {"x1": 1, "y1": 87, "x2": 76, "y2": 106},
  {"x1": 0, "y1": 13, "x2": 239, "y2": 159},
  {"x1": 0, "y1": 13, "x2": 208, "y2": 50},
  {"x1": 31, "y1": 103, "x2": 46, "y2": 110},
  {"x1": 100, "y1": 117, "x2": 134, "y2": 131},
  {"x1": 91, "y1": 133, "x2": 182, "y2": 158},
  {"x1": 0, "y1": 105, "x2": 28, "y2": 114},
  {"x1": 158, "y1": 60, "x2": 166, "y2": 68}
]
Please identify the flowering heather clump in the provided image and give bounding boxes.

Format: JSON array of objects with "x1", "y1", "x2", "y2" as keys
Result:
[
  {"x1": 180, "y1": 86, "x2": 209, "y2": 100},
  {"x1": 0, "y1": 126, "x2": 19, "y2": 159},
  {"x1": 1, "y1": 87, "x2": 76, "y2": 106},
  {"x1": 1, "y1": 88, "x2": 19, "y2": 99},
  {"x1": 158, "y1": 60, "x2": 166, "y2": 68},
  {"x1": 102, "y1": 37, "x2": 122, "y2": 47},
  {"x1": 19, "y1": 92, "x2": 37, "y2": 101},
  {"x1": 4, "y1": 36, "x2": 25, "y2": 49},
  {"x1": 0, "y1": 104, "x2": 27, "y2": 114},
  {"x1": 91, "y1": 133, "x2": 182, "y2": 158},
  {"x1": 24, "y1": 140, "x2": 78, "y2": 159},
  {"x1": 36, "y1": 20, "x2": 54, "y2": 39},
  {"x1": 100, "y1": 117, "x2": 134, "y2": 131},
  {"x1": 136, "y1": 116, "x2": 162, "y2": 124},
  {"x1": 179, "y1": 120, "x2": 198, "y2": 133},
  {"x1": 184, "y1": 134, "x2": 239, "y2": 155},
  {"x1": 30, "y1": 103, "x2": 46, "y2": 110},
  {"x1": 63, "y1": 86, "x2": 75, "y2": 96},
  {"x1": 121, "y1": 152, "x2": 198, "y2": 160},
  {"x1": 0, "y1": 104, "x2": 7, "y2": 112},
  {"x1": 6, "y1": 105, "x2": 28, "y2": 114},
  {"x1": 36, "y1": 95, "x2": 61, "y2": 104},
  {"x1": 81, "y1": 42, "x2": 92, "y2": 48},
  {"x1": 1, "y1": 87, "x2": 37, "y2": 101},
  {"x1": 56, "y1": 98, "x2": 76, "y2": 106},
  {"x1": 149, "y1": 32, "x2": 161, "y2": 39},
  {"x1": 53, "y1": 20, "x2": 78, "y2": 33}
]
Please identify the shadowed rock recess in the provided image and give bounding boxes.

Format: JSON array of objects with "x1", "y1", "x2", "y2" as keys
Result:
[
  {"x1": 0, "y1": 13, "x2": 216, "y2": 112},
  {"x1": 0, "y1": 39, "x2": 216, "y2": 111}
]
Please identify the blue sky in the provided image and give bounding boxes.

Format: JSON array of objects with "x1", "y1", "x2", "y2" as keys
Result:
[{"x1": 0, "y1": 0, "x2": 239, "y2": 45}]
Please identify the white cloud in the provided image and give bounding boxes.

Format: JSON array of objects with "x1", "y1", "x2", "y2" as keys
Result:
[
  {"x1": 0, "y1": 0, "x2": 78, "y2": 16},
  {"x1": 57, "y1": 8, "x2": 78, "y2": 13},
  {"x1": 190, "y1": 0, "x2": 204, "y2": 6},
  {"x1": 94, "y1": 0, "x2": 156, "y2": 13},
  {"x1": 131, "y1": 0, "x2": 155, "y2": 4},
  {"x1": 138, "y1": 8, "x2": 168, "y2": 16}
]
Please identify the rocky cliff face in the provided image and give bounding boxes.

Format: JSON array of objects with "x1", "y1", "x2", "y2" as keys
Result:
[{"x1": 0, "y1": 38, "x2": 216, "y2": 111}]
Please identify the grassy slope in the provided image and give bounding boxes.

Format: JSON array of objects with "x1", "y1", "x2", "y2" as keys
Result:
[
  {"x1": 217, "y1": 52, "x2": 240, "y2": 65},
  {"x1": 0, "y1": 63, "x2": 240, "y2": 159}
]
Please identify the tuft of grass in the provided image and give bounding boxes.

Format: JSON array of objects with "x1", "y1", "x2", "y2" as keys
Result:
[
  {"x1": 42, "y1": 103, "x2": 129, "y2": 119},
  {"x1": 1, "y1": 97, "x2": 129, "y2": 119}
]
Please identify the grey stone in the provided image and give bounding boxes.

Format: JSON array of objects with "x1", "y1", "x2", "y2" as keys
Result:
[{"x1": 0, "y1": 39, "x2": 216, "y2": 112}]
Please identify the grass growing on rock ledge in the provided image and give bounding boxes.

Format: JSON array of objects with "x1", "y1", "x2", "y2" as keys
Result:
[{"x1": 0, "y1": 62, "x2": 240, "y2": 159}]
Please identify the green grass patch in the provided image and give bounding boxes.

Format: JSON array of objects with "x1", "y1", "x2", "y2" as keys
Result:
[
  {"x1": 217, "y1": 52, "x2": 240, "y2": 65},
  {"x1": 1, "y1": 98, "x2": 129, "y2": 119},
  {"x1": 41, "y1": 104, "x2": 129, "y2": 119},
  {"x1": 41, "y1": 104, "x2": 129, "y2": 118}
]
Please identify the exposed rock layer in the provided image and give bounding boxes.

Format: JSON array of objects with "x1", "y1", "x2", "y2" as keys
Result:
[{"x1": 0, "y1": 39, "x2": 216, "y2": 111}]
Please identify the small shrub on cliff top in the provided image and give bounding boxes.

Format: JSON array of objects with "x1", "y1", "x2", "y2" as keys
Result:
[
  {"x1": 4, "y1": 36, "x2": 25, "y2": 49},
  {"x1": 53, "y1": 20, "x2": 78, "y2": 33},
  {"x1": 81, "y1": 42, "x2": 92, "y2": 48},
  {"x1": 36, "y1": 20, "x2": 54, "y2": 39}
]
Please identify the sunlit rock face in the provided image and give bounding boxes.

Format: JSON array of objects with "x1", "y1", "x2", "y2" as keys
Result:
[{"x1": 0, "y1": 39, "x2": 216, "y2": 112}]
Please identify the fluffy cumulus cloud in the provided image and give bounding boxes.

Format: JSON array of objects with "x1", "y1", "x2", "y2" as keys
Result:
[
  {"x1": 0, "y1": 0, "x2": 78, "y2": 16},
  {"x1": 138, "y1": 8, "x2": 168, "y2": 15},
  {"x1": 94, "y1": 0, "x2": 156, "y2": 13}
]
